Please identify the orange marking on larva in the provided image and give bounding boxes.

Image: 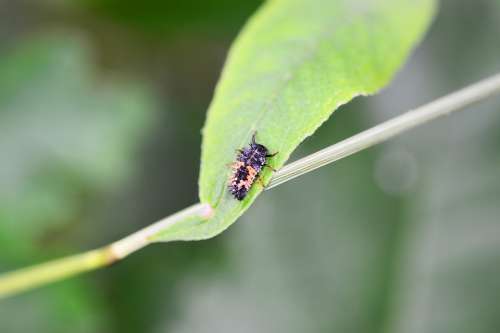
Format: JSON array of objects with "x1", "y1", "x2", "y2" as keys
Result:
[
  {"x1": 237, "y1": 166, "x2": 257, "y2": 190},
  {"x1": 237, "y1": 180, "x2": 247, "y2": 190},
  {"x1": 246, "y1": 165, "x2": 257, "y2": 177},
  {"x1": 228, "y1": 161, "x2": 245, "y2": 186},
  {"x1": 231, "y1": 161, "x2": 244, "y2": 170}
]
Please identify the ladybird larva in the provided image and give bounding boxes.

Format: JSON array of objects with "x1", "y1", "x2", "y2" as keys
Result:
[{"x1": 228, "y1": 132, "x2": 277, "y2": 200}]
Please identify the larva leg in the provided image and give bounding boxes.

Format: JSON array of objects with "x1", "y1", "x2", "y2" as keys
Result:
[
  {"x1": 266, "y1": 151, "x2": 278, "y2": 157},
  {"x1": 264, "y1": 164, "x2": 276, "y2": 172}
]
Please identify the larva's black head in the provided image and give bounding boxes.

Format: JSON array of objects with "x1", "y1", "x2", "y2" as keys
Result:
[
  {"x1": 250, "y1": 132, "x2": 268, "y2": 155},
  {"x1": 236, "y1": 132, "x2": 268, "y2": 172}
]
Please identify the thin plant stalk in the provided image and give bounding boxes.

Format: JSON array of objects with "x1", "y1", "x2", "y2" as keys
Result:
[
  {"x1": 0, "y1": 203, "x2": 212, "y2": 299},
  {"x1": 1, "y1": 73, "x2": 500, "y2": 299}
]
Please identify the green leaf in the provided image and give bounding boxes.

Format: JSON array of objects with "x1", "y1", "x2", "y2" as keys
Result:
[{"x1": 153, "y1": 0, "x2": 437, "y2": 242}]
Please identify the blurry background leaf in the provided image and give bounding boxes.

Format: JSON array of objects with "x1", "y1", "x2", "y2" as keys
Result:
[
  {"x1": 0, "y1": 35, "x2": 153, "y2": 262},
  {"x1": 81, "y1": 0, "x2": 263, "y2": 38}
]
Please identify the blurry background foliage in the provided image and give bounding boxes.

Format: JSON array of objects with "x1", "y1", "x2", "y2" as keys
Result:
[{"x1": 0, "y1": 1, "x2": 500, "y2": 333}]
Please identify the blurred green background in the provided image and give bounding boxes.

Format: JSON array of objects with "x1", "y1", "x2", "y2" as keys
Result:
[{"x1": 1, "y1": 0, "x2": 500, "y2": 332}]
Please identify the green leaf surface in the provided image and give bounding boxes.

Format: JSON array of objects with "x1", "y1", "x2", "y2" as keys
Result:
[{"x1": 155, "y1": 0, "x2": 437, "y2": 242}]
